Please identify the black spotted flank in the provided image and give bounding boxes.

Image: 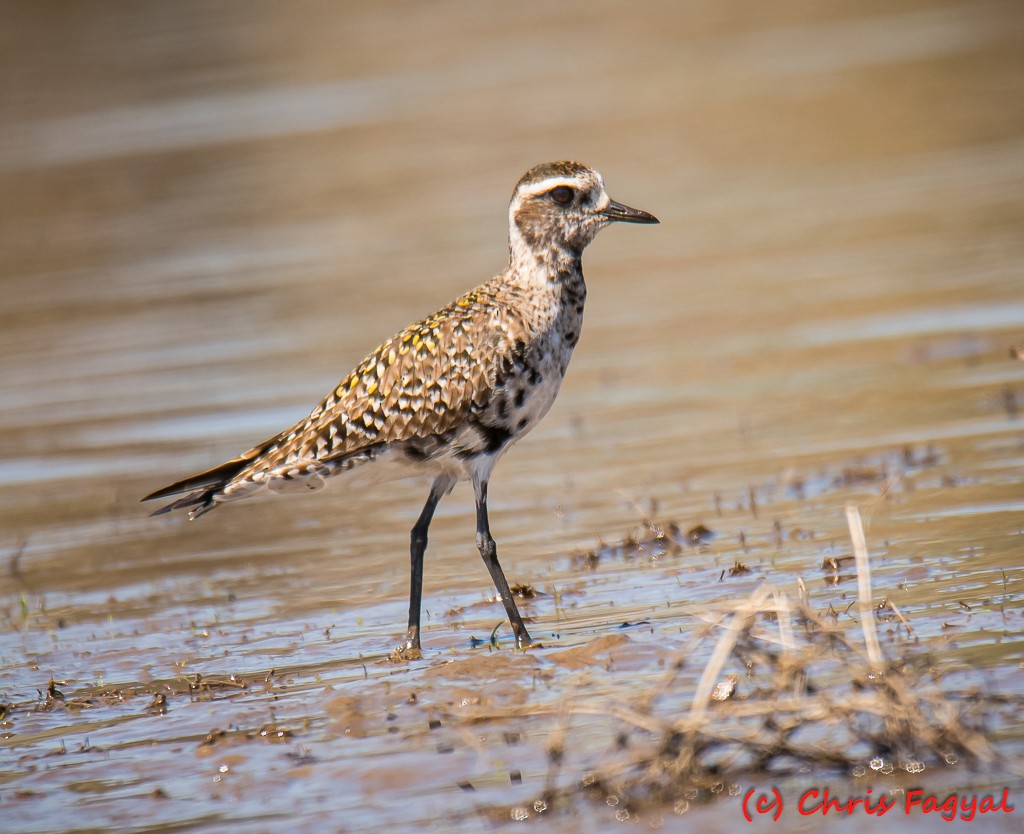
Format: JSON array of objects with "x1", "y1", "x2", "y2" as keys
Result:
[
  {"x1": 495, "y1": 339, "x2": 529, "y2": 388},
  {"x1": 404, "y1": 444, "x2": 430, "y2": 463},
  {"x1": 478, "y1": 423, "x2": 513, "y2": 454}
]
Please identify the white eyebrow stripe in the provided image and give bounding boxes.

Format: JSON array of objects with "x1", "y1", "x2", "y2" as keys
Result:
[{"x1": 518, "y1": 177, "x2": 583, "y2": 199}]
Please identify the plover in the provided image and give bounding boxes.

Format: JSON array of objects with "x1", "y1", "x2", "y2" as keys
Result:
[{"x1": 144, "y1": 161, "x2": 658, "y2": 655}]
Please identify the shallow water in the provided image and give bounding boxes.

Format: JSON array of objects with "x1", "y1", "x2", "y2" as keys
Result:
[{"x1": 2, "y1": 1, "x2": 1023, "y2": 831}]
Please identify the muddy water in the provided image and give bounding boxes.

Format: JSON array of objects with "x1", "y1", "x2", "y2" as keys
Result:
[{"x1": 2, "y1": 1, "x2": 1023, "y2": 831}]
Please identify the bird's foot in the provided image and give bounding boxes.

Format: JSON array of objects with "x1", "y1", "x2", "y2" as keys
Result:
[
  {"x1": 388, "y1": 643, "x2": 422, "y2": 663},
  {"x1": 389, "y1": 627, "x2": 423, "y2": 663},
  {"x1": 513, "y1": 627, "x2": 541, "y2": 651}
]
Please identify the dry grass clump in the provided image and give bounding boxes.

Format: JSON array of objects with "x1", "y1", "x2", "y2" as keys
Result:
[
  {"x1": 572, "y1": 591, "x2": 992, "y2": 807},
  {"x1": 466, "y1": 505, "x2": 1002, "y2": 812}
]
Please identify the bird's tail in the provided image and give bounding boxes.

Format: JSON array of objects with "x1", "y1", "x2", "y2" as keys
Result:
[{"x1": 142, "y1": 445, "x2": 269, "y2": 519}]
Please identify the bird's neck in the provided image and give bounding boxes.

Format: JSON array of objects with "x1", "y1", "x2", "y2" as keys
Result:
[{"x1": 506, "y1": 230, "x2": 583, "y2": 292}]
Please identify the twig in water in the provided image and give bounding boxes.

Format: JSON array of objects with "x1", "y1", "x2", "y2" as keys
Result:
[
  {"x1": 846, "y1": 503, "x2": 884, "y2": 672},
  {"x1": 885, "y1": 599, "x2": 918, "y2": 640},
  {"x1": 689, "y1": 585, "x2": 772, "y2": 722}
]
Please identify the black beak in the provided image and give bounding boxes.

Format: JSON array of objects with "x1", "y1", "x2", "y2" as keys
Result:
[{"x1": 600, "y1": 199, "x2": 659, "y2": 224}]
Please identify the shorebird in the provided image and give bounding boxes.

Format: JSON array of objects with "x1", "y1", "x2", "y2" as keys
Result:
[{"x1": 144, "y1": 161, "x2": 658, "y2": 656}]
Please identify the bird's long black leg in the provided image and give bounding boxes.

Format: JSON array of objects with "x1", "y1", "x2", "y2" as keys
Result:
[
  {"x1": 404, "y1": 475, "x2": 453, "y2": 652},
  {"x1": 473, "y1": 478, "x2": 534, "y2": 649}
]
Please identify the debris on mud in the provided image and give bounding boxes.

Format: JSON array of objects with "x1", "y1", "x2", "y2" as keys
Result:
[
  {"x1": 456, "y1": 505, "x2": 1002, "y2": 816},
  {"x1": 573, "y1": 517, "x2": 715, "y2": 571},
  {"x1": 197, "y1": 723, "x2": 294, "y2": 749}
]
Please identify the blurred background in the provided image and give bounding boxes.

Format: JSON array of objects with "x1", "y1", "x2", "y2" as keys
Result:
[
  {"x1": 2, "y1": 0, "x2": 1021, "y2": 586},
  {"x1": 1, "y1": 1, "x2": 1022, "y2": 830}
]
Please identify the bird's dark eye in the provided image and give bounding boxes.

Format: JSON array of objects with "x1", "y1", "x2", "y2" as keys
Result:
[{"x1": 550, "y1": 186, "x2": 575, "y2": 205}]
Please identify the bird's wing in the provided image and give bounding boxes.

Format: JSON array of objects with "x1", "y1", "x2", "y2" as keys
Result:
[
  {"x1": 143, "y1": 279, "x2": 529, "y2": 514},
  {"x1": 273, "y1": 279, "x2": 529, "y2": 463}
]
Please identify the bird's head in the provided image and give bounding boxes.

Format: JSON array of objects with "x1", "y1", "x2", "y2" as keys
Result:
[{"x1": 508, "y1": 161, "x2": 658, "y2": 262}]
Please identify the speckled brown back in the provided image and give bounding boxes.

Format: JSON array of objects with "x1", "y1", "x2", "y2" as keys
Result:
[{"x1": 246, "y1": 277, "x2": 530, "y2": 472}]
